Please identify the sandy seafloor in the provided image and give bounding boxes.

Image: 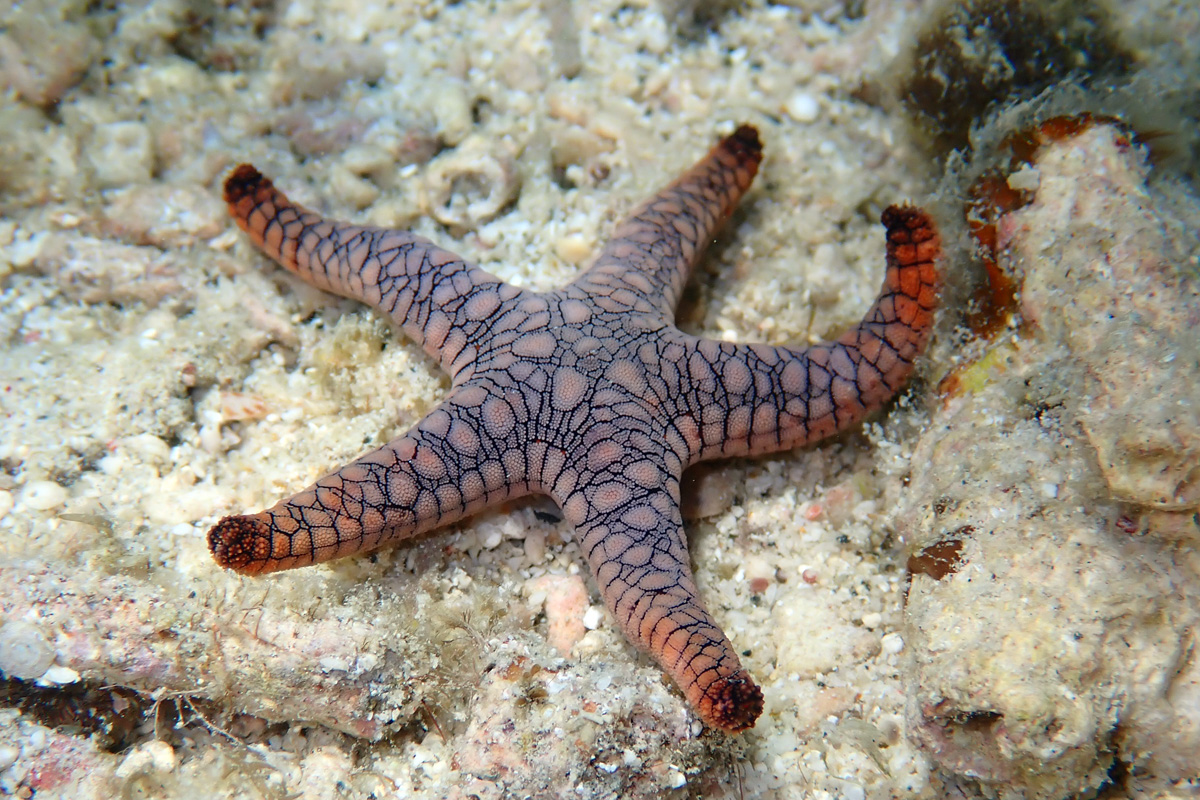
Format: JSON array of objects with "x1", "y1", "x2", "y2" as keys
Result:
[{"x1": 0, "y1": 0, "x2": 1198, "y2": 798}]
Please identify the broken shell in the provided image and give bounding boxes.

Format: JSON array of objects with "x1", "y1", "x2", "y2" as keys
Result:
[{"x1": 421, "y1": 136, "x2": 521, "y2": 231}]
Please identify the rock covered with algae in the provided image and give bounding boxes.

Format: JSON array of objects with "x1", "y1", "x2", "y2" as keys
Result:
[{"x1": 899, "y1": 123, "x2": 1200, "y2": 798}]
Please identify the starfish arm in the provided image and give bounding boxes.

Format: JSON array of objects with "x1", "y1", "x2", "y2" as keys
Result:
[
  {"x1": 556, "y1": 470, "x2": 763, "y2": 731},
  {"x1": 223, "y1": 165, "x2": 527, "y2": 377},
  {"x1": 681, "y1": 205, "x2": 941, "y2": 461},
  {"x1": 207, "y1": 387, "x2": 533, "y2": 575},
  {"x1": 572, "y1": 125, "x2": 763, "y2": 317}
]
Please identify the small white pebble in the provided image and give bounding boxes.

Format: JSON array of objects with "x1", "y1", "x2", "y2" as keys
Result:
[
  {"x1": 666, "y1": 769, "x2": 687, "y2": 789},
  {"x1": 785, "y1": 92, "x2": 820, "y2": 123},
  {"x1": 524, "y1": 529, "x2": 546, "y2": 563},
  {"x1": 482, "y1": 528, "x2": 503, "y2": 549},
  {"x1": 121, "y1": 433, "x2": 171, "y2": 464},
  {"x1": 0, "y1": 488, "x2": 13, "y2": 520},
  {"x1": 841, "y1": 783, "x2": 866, "y2": 800},
  {"x1": 144, "y1": 740, "x2": 177, "y2": 772},
  {"x1": 861, "y1": 612, "x2": 883, "y2": 629},
  {"x1": 1006, "y1": 164, "x2": 1041, "y2": 192},
  {"x1": 581, "y1": 605, "x2": 604, "y2": 630},
  {"x1": 0, "y1": 621, "x2": 55, "y2": 679},
  {"x1": 881, "y1": 632, "x2": 905, "y2": 655},
  {"x1": 554, "y1": 234, "x2": 591, "y2": 266},
  {"x1": 37, "y1": 665, "x2": 81, "y2": 686},
  {"x1": 410, "y1": 745, "x2": 435, "y2": 766},
  {"x1": 1040, "y1": 482, "x2": 1059, "y2": 499},
  {"x1": 198, "y1": 424, "x2": 223, "y2": 454},
  {"x1": 53, "y1": 211, "x2": 82, "y2": 229},
  {"x1": 115, "y1": 740, "x2": 177, "y2": 779},
  {"x1": 282, "y1": 1, "x2": 315, "y2": 25},
  {"x1": 319, "y1": 656, "x2": 351, "y2": 672},
  {"x1": 0, "y1": 743, "x2": 19, "y2": 772},
  {"x1": 8, "y1": 230, "x2": 46, "y2": 268},
  {"x1": 23, "y1": 480, "x2": 68, "y2": 510}
]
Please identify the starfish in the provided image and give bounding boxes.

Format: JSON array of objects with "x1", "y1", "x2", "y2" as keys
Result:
[{"x1": 208, "y1": 125, "x2": 940, "y2": 732}]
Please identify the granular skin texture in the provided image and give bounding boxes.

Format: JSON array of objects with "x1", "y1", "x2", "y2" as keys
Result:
[{"x1": 209, "y1": 125, "x2": 940, "y2": 732}]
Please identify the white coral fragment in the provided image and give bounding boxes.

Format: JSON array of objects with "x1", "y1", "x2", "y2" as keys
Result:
[{"x1": 421, "y1": 136, "x2": 521, "y2": 231}]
